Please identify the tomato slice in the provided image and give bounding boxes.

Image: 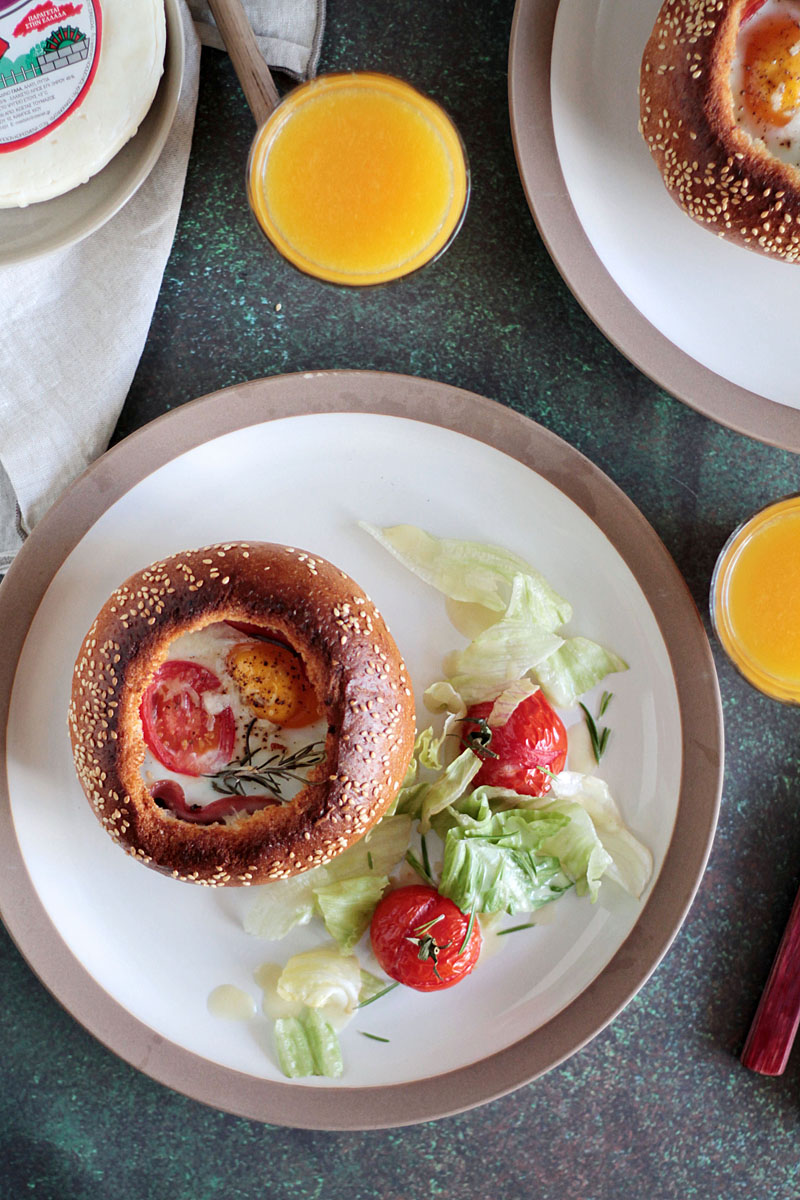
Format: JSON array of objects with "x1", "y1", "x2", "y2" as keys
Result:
[
  {"x1": 461, "y1": 690, "x2": 567, "y2": 798},
  {"x1": 370, "y1": 885, "x2": 482, "y2": 992},
  {"x1": 140, "y1": 660, "x2": 235, "y2": 776},
  {"x1": 149, "y1": 779, "x2": 280, "y2": 825}
]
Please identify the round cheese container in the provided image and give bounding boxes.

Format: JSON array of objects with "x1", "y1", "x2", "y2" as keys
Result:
[{"x1": 0, "y1": 0, "x2": 167, "y2": 208}]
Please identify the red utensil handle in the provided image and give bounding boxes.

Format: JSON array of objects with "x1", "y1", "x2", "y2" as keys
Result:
[{"x1": 741, "y1": 883, "x2": 800, "y2": 1074}]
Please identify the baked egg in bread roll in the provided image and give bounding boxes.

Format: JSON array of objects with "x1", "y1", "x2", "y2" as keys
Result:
[
  {"x1": 68, "y1": 543, "x2": 416, "y2": 886},
  {"x1": 639, "y1": 0, "x2": 800, "y2": 260}
]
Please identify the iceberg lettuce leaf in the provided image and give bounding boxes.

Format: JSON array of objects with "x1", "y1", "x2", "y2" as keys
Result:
[
  {"x1": 423, "y1": 681, "x2": 467, "y2": 720},
  {"x1": 274, "y1": 1015, "x2": 315, "y2": 1078},
  {"x1": 445, "y1": 573, "x2": 564, "y2": 705},
  {"x1": 488, "y1": 678, "x2": 541, "y2": 726},
  {"x1": 244, "y1": 868, "x2": 326, "y2": 941},
  {"x1": 532, "y1": 637, "x2": 628, "y2": 708},
  {"x1": 277, "y1": 946, "x2": 363, "y2": 1013},
  {"x1": 538, "y1": 801, "x2": 613, "y2": 900},
  {"x1": 419, "y1": 746, "x2": 484, "y2": 832},
  {"x1": 547, "y1": 772, "x2": 653, "y2": 898},
  {"x1": 274, "y1": 1007, "x2": 343, "y2": 1078},
  {"x1": 439, "y1": 807, "x2": 573, "y2": 914},
  {"x1": 359, "y1": 523, "x2": 572, "y2": 624},
  {"x1": 313, "y1": 875, "x2": 388, "y2": 952},
  {"x1": 323, "y1": 814, "x2": 412, "y2": 883}
]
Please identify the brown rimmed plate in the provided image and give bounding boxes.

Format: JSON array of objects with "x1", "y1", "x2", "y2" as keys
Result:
[
  {"x1": 0, "y1": 371, "x2": 722, "y2": 1128},
  {"x1": 508, "y1": 0, "x2": 800, "y2": 451}
]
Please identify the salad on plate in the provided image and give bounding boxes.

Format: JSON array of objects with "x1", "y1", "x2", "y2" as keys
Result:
[{"x1": 212, "y1": 524, "x2": 653, "y2": 1079}]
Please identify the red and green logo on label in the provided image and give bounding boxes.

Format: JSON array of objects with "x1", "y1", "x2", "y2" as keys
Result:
[{"x1": 0, "y1": 1, "x2": 102, "y2": 151}]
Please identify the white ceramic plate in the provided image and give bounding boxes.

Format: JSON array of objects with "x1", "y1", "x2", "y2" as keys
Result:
[
  {"x1": 552, "y1": 0, "x2": 800, "y2": 408},
  {"x1": 509, "y1": 0, "x2": 800, "y2": 449},
  {"x1": 0, "y1": 372, "x2": 722, "y2": 1127}
]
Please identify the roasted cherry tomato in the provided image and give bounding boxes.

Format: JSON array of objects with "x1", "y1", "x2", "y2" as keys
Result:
[
  {"x1": 370, "y1": 885, "x2": 482, "y2": 992},
  {"x1": 461, "y1": 689, "x2": 567, "y2": 798},
  {"x1": 226, "y1": 641, "x2": 321, "y2": 728},
  {"x1": 140, "y1": 660, "x2": 235, "y2": 776}
]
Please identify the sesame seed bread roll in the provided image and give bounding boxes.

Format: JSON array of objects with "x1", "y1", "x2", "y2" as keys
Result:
[
  {"x1": 68, "y1": 543, "x2": 416, "y2": 886},
  {"x1": 639, "y1": 0, "x2": 800, "y2": 262}
]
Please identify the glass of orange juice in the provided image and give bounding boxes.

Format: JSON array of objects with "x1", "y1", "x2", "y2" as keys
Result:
[
  {"x1": 246, "y1": 72, "x2": 469, "y2": 287},
  {"x1": 711, "y1": 494, "x2": 800, "y2": 703}
]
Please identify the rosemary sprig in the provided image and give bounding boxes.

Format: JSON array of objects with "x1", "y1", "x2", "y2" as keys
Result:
[
  {"x1": 204, "y1": 718, "x2": 325, "y2": 799},
  {"x1": 405, "y1": 849, "x2": 437, "y2": 889},
  {"x1": 579, "y1": 692, "x2": 614, "y2": 764},
  {"x1": 420, "y1": 833, "x2": 432, "y2": 880},
  {"x1": 359, "y1": 1032, "x2": 390, "y2": 1043},
  {"x1": 458, "y1": 908, "x2": 476, "y2": 955},
  {"x1": 413, "y1": 914, "x2": 445, "y2": 937},
  {"x1": 357, "y1": 981, "x2": 400, "y2": 1009},
  {"x1": 497, "y1": 922, "x2": 536, "y2": 936}
]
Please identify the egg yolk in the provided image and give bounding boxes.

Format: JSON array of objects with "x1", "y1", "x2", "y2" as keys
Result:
[
  {"x1": 227, "y1": 642, "x2": 322, "y2": 728},
  {"x1": 742, "y1": 12, "x2": 800, "y2": 128}
]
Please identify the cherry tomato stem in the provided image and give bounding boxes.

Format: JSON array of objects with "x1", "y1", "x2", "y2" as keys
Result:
[{"x1": 370, "y1": 885, "x2": 481, "y2": 992}]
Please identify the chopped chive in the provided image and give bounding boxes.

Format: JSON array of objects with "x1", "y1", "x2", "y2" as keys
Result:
[
  {"x1": 356, "y1": 981, "x2": 400, "y2": 1009},
  {"x1": 405, "y1": 849, "x2": 437, "y2": 889},
  {"x1": 367, "y1": 851, "x2": 374, "y2": 871},
  {"x1": 497, "y1": 922, "x2": 537, "y2": 936},
  {"x1": 359, "y1": 1031, "x2": 390, "y2": 1043},
  {"x1": 458, "y1": 908, "x2": 476, "y2": 955},
  {"x1": 420, "y1": 833, "x2": 432, "y2": 879}
]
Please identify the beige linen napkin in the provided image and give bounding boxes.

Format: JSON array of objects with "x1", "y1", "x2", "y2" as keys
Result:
[
  {"x1": 193, "y1": 0, "x2": 324, "y2": 79},
  {"x1": 0, "y1": 0, "x2": 324, "y2": 572}
]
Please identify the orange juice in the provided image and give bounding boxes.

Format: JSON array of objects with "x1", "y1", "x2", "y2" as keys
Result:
[
  {"x1": 247, "y1": 73, "x2": 469, "y2": 286},
  {"x1": 712, "y1": 495, "x2": 800, "y2": 701}
]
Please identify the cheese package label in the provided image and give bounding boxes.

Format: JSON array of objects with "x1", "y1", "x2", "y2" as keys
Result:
[{"x1": 0, "y1": 0, "x2": 101, "y2": 151}]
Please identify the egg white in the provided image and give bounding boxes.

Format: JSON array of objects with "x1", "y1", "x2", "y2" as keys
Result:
[{"x1": 141, "y1": 622, "x2": 327, "y2": 808}]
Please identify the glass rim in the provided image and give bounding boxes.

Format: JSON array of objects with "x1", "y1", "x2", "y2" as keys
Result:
[
  {"x1": 244, "y1": 70, "x2": 471, "y2": 290},
  {"x1": 709, "y1": 491, "x2": 800, "y2": 704}
]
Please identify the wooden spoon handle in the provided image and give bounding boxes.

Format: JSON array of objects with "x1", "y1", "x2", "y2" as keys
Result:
[
  {"x1": 206, "y1": 0, "x2": 280, "y2": 126},
  {"x1": 741, "y1": 882, "x2": 800, "y2": 1074}
]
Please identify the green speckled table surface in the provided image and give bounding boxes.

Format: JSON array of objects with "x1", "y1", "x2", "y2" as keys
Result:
[{"x1": 4, "y1": 0, "x2": 800, "y2": 1195}]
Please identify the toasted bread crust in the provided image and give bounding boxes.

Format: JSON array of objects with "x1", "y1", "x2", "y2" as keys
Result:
[
  {"x1": 68, "y1": 542, "x2": 415, "y2": 886},
  {"x1": 639, "y1": 0, "x2": 800, "y2": 261}
]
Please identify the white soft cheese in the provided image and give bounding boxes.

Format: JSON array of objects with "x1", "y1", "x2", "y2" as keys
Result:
[{"x1": 0, "y1": 0, "x2": 166, "y2": 208}]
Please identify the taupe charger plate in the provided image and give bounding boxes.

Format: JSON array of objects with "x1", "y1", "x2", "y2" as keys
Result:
[
  {"x1": 0, "y1": 0, "x2": 184, "y2": 266},
  {"x1": 508, "y1": 0, "x2": 800, "y2": 451},
  {"x1": 0, "y1": 372, "x2": 723, "y2": 1128}
]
